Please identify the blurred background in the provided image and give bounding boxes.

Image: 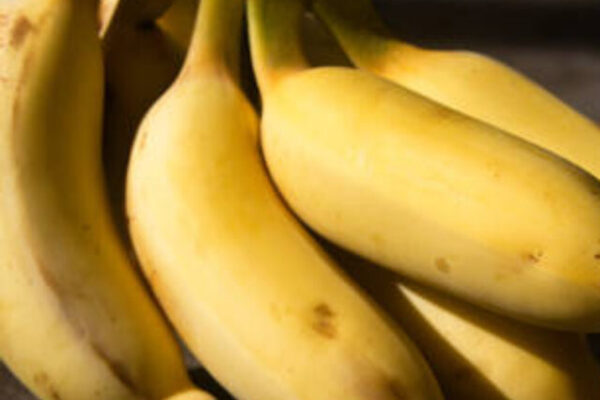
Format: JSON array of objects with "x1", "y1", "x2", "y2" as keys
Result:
[{"x1": 2, "y1": 0, "x2": 599, "y2": 398}]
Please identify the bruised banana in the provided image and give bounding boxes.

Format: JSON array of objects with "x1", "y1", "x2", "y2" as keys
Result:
[
  {"x1": 127, "y1": 0, "x2": 443, "y2": 399},
  {"x1": 248, "y1": 0, "x2": 600, "y2": 331},
  {"x1": 0, "y1": 1, "x2": 212, "y2": 399},
  {"x1": 100, "y1": 0, "x2": 182, "y2": 239},
  {"x1": 327, "y1": 246, "x2": 600, "y2": 400},
  {"x1": 312, "y1": 0, "x2": 600, "y2": 179}
]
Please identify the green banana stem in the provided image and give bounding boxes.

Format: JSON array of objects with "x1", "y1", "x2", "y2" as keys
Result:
[
  {"x1": 312, "y1": 0, "x2": 397, "y2": 68},
  {"x1": 181, "y1": 0, "x2": 244, "y2": 82},
  {"x1": 247, "y1": 0, "x2": 309, "y2": 94}
]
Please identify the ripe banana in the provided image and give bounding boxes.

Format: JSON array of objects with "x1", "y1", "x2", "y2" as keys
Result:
[
  {"x1": 127, "y1": 1, "x2": 443, "y2": 399},
  {"x1": 312, "y1": 0, "x2": 600, "y2": 179},
  {"x1": 248, "y1": 0, "x2": 600, "y2": 331},
  {"x1": 0, "y1": 1, "x2": 212, "y2": 399},
  {"x1": 100, "y1": 0, "x2": 182, "y2": 240},
  {"x1": 328, "y1": 245, "x2": 600, "y2": 400}
]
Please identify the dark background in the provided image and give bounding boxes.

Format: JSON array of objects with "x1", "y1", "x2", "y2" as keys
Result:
[{"x1": 2, "y1": 0, "x2": 599, "y2": 398}]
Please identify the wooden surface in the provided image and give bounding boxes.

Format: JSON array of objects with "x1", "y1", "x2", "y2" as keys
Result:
[{"x1": 2, "y1": 1, "x2": 599, "y2": 399}]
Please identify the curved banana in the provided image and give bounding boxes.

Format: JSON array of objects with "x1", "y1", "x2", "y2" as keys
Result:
[
  {"x1": 248, "y1": 0, "x2": 600, "y2": 331},
  {"x1": 127, "y1": 0, "x2": 443, "y2": 399},
  {"x1": 312, "y1": 0, "x2": 600, "y2": 179},
  {"x1": 0, "y1": 1, "x2": 212, "y2": 399},
  {"x1": 100, "y1": 0, "x2": 182, "y2": 239},
  {"x1": 328, "y1": 246, "x2": 600, "y2": 399}
]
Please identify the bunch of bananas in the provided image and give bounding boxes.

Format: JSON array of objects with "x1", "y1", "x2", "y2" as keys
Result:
[{"x1": 1, "y1": 0, "x2": 599, "y2": 399}]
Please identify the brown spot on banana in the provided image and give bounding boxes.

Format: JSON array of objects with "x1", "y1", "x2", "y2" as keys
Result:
[
  {"x1": 136, "y1": 128, "x2": 150, "y2": 153},
  {"x1": 338, "y1": 350, "x2": 416, "y2": 400},
  {"x1": 434, "y1": 257, "x2": 451, "y2": 274},
  {"x1": 33, "y1": 372, "x2": 62, "y2": 400},
  {"x1": 314, "y1": 303, "x2": 335, "y2": 318},
  {"x1": 312, "y1": 302, "x2": 337, "y2": 338},
  {"x1": 35, "y1": 260, "x2": 61, "y2": 299},
  {"x1": 354, "y1": 371, "x2": 409, "y2": 400},
  {"x1": 10, "y1": 16, "x2": 34, "y2": 49},
  {"x1": 33, "y1": 254, "x2": 91, "y2": 340},
  {"x1": 89, "y1": 343, "x2": 138, "y2": 394},
  {"x1": 522, "y1": 250, "x2": 543, "y2": 264}
]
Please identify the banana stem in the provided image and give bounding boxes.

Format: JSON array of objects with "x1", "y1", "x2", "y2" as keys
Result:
[
  {"x1": 312, "y1": 0, "x2": 394, "y2": 68},
  {"x1": 247, "y1": 0, "x2": 308, "y2": 95},
  {"x1": 181, "y1": 0, "x2": 244, "y2": 82}
]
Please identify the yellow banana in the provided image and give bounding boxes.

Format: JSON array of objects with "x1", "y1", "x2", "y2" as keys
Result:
[
  {"x1": 127, "y1": 0, "x2": 443, "y2": 399},
  {"x1": 100, "y1": 0, "x2": 182, "y2": 239},
  {"x1": 328, "y1": 245, "x2": 600, "y2": 399},
  {"x1": 0, "y1": 1, "x2": 212, "y2": 399},
  {"x1": 248, "y1": 0, "x2": 600, "y2": 331},
  {"x1": 312, "y1": 0, "x2": 600, "y2": 179}
]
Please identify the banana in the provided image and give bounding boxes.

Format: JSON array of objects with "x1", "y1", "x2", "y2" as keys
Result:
[
  {"x1": 100, "y1": 0, "x2": 182, "y2": 240},
  {"x1": 127, "y1": 0, "x2": 443, "y2": 399},
  {"x1": 327, "y1": 245, "x2": 600, "y2": 399},
  {"x1": 312, "y1": 0, "x2": 600, "y2": 179},
  {"x1": 248, "y1": 0, "x2": 600, "y2": 331},
  {"x1": 0, "y1": 1, "x2": 212, "y2": 399}
]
